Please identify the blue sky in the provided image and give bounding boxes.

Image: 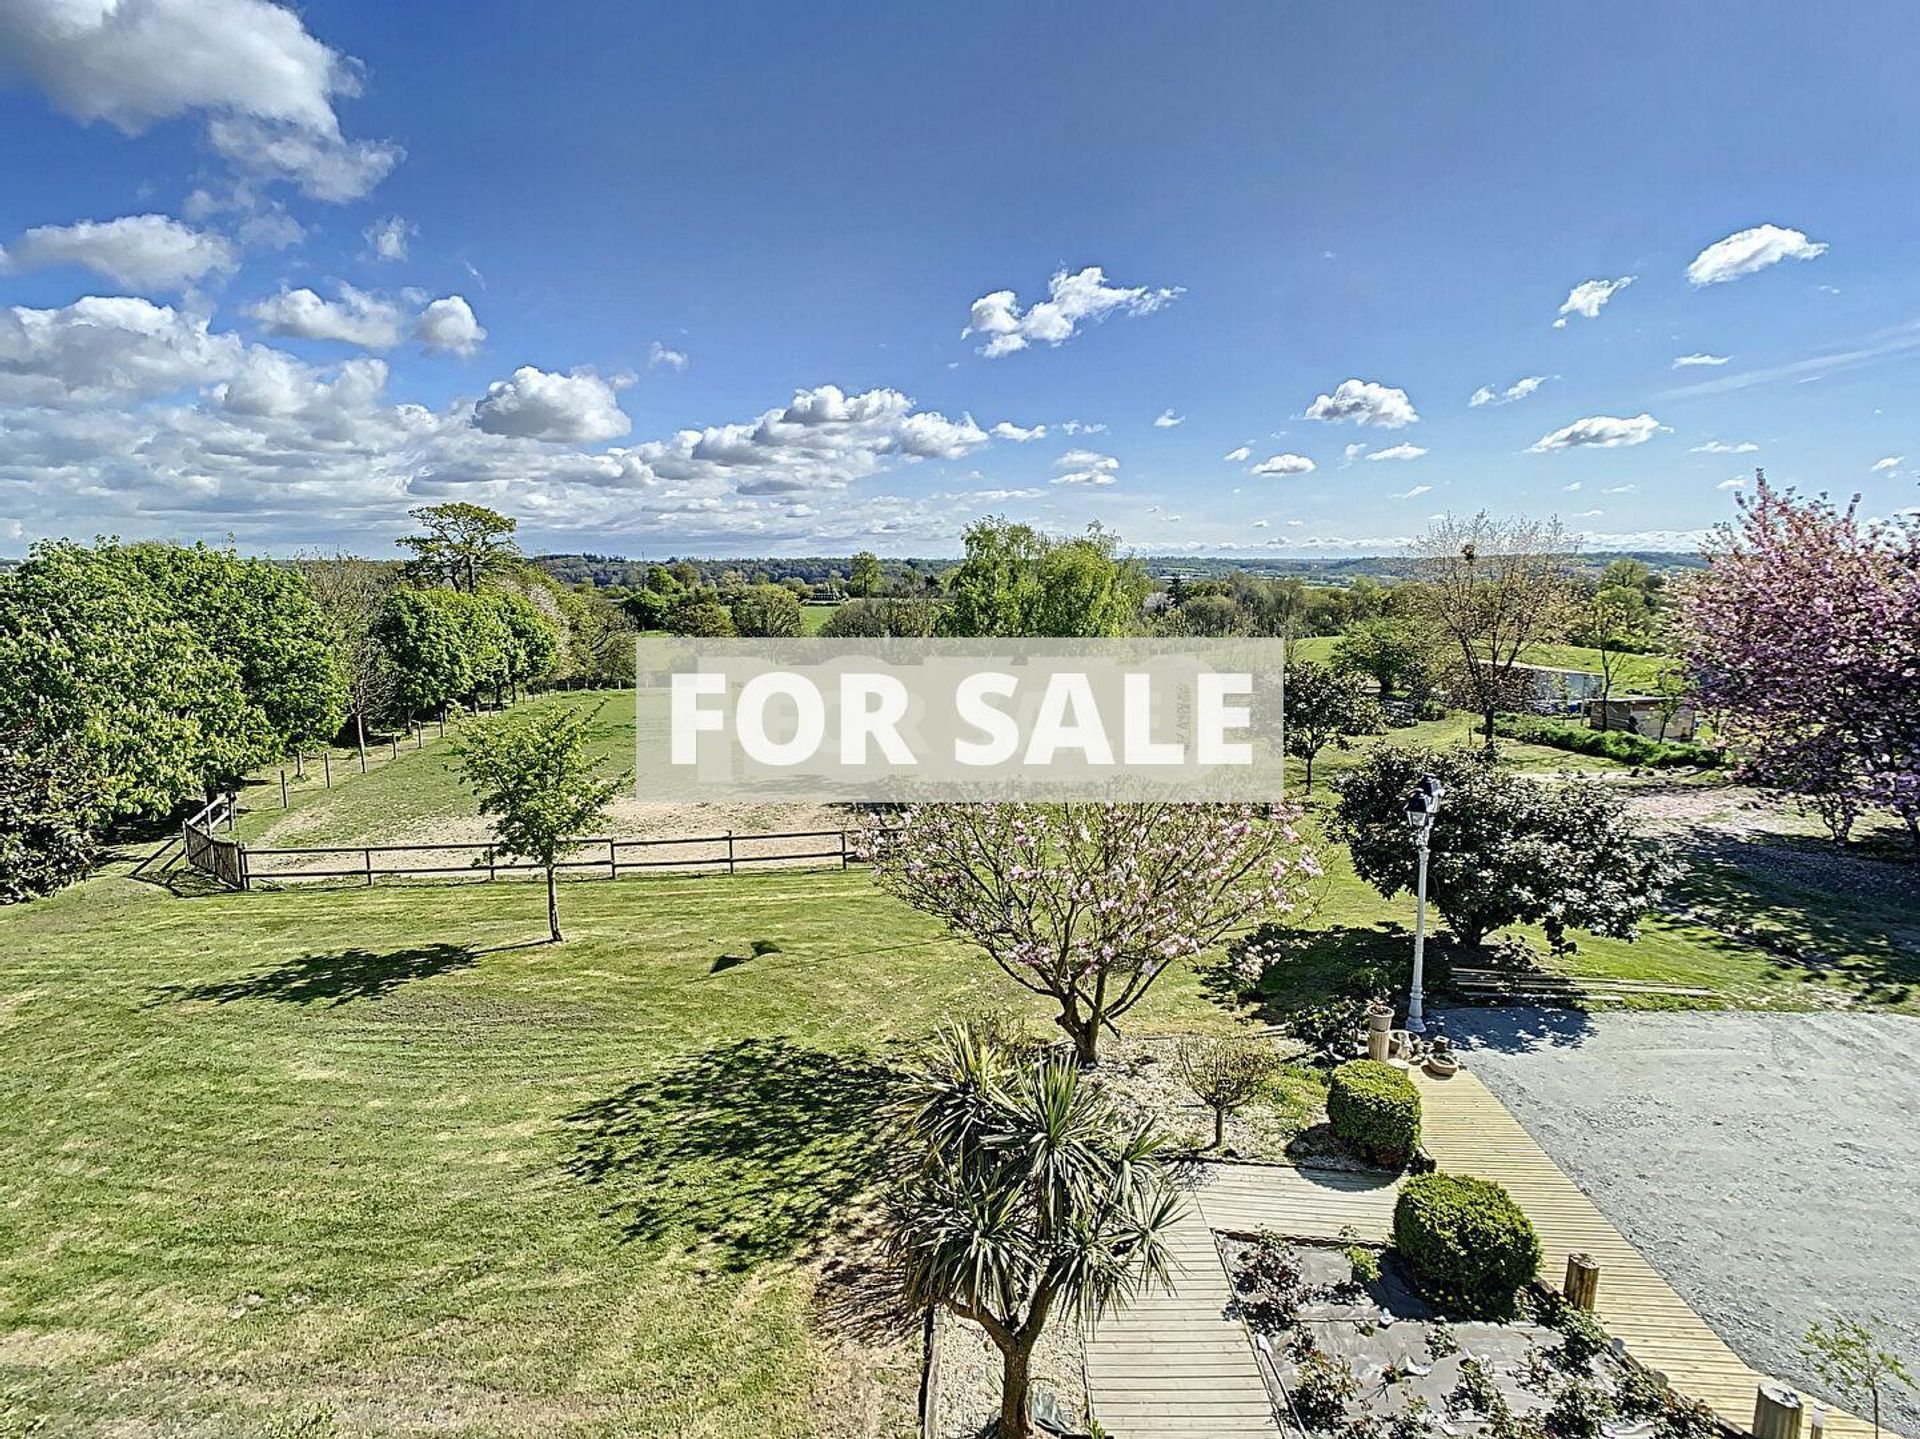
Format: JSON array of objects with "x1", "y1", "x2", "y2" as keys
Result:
[{"x1": 1, "y1": 0, "x2": 1916, "y2": 558}]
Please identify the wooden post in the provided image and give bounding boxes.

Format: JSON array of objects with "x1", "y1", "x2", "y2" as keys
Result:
[
  {"x1": 1564, "y1": 1253, "x2": 1600, "y2": 1311},
  {"x1": 390, "y1": 734, "x2": 399, "y2": 760},
  {"x1": 607, "y1": 839, "x2": 617, "y2": 879},
  {"x1": 488, "y1": 847, "x2": 497, "y2": 882},
  {"x1": 840, "y1": 829, "x2": 848, "y2": 869},
  {"x1": 280, "y1": 769, "x2": 289, "y2": 808},
  {"x1": 1754, "y1": 1385, "x2": 1804, "y2": 1439},
  {"x1": 294, "y1": 751, "x2": 304, "y2": 779},
  {"x1": 237, "y1": 843, "x2": 250, "y2": 892},
  {"x1": 726, "y1": 830, "x2": 736, "y2": 875},
  {"x1": 364, "y1": 847, "x2": 374, "y2": 887},
  {"x1": 438, "y1": 707, "x2": 446, "y2": 738},
  {"x1": 323, "y1": 751, "x2": 332, "y2": 788},
  {"x1": 415, "y1": 723, "x2": 423, "y2": 750}
]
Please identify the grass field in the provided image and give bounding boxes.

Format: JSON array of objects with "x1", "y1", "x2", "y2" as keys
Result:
[{"x1": 7, "y1": 679, "x2": 1914, "y2": 1435}]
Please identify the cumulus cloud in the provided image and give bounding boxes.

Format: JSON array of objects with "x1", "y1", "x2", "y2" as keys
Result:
[
  {"x1": 647, "y1": 340, "x2": 688, "y2": 372},
  {"x1": 1393, "y1": 484, "x2": 1433, "y2": 499},
  {"x1": 1672, "y1": 353, "x2": 1729, "y2": 368},
  {"x1": 1870, "y1": 455, "x2": 1903, "y2": 474},
  {"x1": 1687, "y1": 224, "x2": 1827, "y2": 286},
  {"x1": 362, "y1": 214, "x2": 413, "y2": 261},
  {"x1": 1528, "y1": 413, "x2": 1666, "y2": 453},
  {"x1": 1553, "y1": 276, "x2": 1634, "y2": 327},
  {"x1": 991, "y1": 421, "x2": 1047, "y2": 442},
  {"x1": 1222, "y1": 444, "x2": 1251, "y2": 462},
  {"x1": 1060, "y1": 419, "x2": 1106, "y2": 435},
  {"x1": 1304, "y1": 379, "x2": 1418, "y2": 429},
  {"x1": 963, "y1": 265, "x2": 1181, "y2": 358},
  {"x1": 0, "y1": 0, "x2": 401, "y2": 201},
  {"x1": 413, "y1": 296, "x2": 485, "y2": 356},
  {"x1": 1469, "y1": 375, "x2": 1547, "y2": 407},
  {"x1": 0, "y1": 295, "x2": 242, "y2": 404},
  {"x1": 1052, "y1": 448, "x2": 1120, "y2": 486},
  {"x1": 1153, "y1": 408, "x2": 1183, "y2": 427},
  {"x1": 1366, "y1": 443, "x2": 1427, "y2": 462},
  {"x1": 1251, "y1": 453, "x2": 1315, "y2": 476},
  {"x1": 472, "y1": 366, "x2": 633, "y2": 443},
  {"x1": 3, "y1": 213, "x2": 236, "y2": 290},
  {"x1": 1717, "y1": 476, "x2": 1749, "y2": 490},
  {"x1": 1690, "y1": 439, "x2": 1759, "y2": 454},
  {"x1": 248, "y1": 284, "x2": 404, "y2": 348}
]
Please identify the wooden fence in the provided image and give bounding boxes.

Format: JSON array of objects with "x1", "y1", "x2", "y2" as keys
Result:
[{"x1": 184, "y1": 825, "x2": 856, "y2": 891}]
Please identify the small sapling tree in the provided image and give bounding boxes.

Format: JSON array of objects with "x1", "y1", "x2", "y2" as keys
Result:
[{"x1": 1177, "y1": 1034, "x2": 1282, "y2": 1148}]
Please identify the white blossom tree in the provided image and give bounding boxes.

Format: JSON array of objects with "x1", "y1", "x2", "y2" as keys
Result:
[{"x1": 865, "y1": 802, "x2": 1317, "y2": 1065}]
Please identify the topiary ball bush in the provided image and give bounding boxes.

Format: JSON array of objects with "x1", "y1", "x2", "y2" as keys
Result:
[
  {"x1": 1326, "y1": 1059, "x2": 1421, "y2": 1167},
  {"x1": 1393, "y1": 1171, "x2": 1542, "y2": 1317}
]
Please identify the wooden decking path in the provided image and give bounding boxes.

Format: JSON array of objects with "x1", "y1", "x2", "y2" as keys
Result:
[{"x1": 1412, "y1": 1067, "x2": 1874, "y2": 1439}]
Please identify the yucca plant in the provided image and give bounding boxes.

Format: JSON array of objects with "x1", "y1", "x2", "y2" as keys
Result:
[{"x1": 883, "y1": 1023, "x2": 1185, "y2": 1439}]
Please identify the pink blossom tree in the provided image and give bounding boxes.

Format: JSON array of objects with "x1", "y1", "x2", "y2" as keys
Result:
[
  {"x1": 864, "y1": 802, "x2": 1319, "y2": 1064},
  {"x1": 1680, "y1": 476, "x2": 1920, "y2": 849}
]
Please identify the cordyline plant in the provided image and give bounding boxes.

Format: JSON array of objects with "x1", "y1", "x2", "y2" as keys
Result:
[
  {"x1": 864, "y1": 802, "x2": 1318, "y2": 1065},
  {"x1": 1680, "y1": 476, "x2": 1920, "y2": 850},
  {"x1": 884, "y1": 1023, "x2": 1183, "y2": 1439}
]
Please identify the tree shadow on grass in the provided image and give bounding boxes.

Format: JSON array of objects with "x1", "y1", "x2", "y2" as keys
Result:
[
  {"x1": 152, "y1": 943, "x2": 479, "y2": 1006},
  {"x1": 561, "y1": 1037, "x2": 899, "y2": 1271}
]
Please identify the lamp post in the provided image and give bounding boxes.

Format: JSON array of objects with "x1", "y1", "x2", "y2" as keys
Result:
[{"x1": 1403, "y1": 776, "x2": 1444, "y2": 1034}]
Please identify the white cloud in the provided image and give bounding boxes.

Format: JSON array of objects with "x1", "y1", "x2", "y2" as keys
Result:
[
  {"x1": 1060, "y1": 419, "x2": 1106, "y2": 435},
  {"x1": 1602, "y1": 484, "x2": 1637, "y2": 494},
  {"x1": 647, "y1": 340, "x2": 688, "y2": 372},
  {"x1": 1717, "y1": 476, "x2": 1749, "y2": 490},
  {"x1": 362, "y1": 215, "x2": 413, "y2": 262},
  {"x1": 0, "y1": 294, "x2": 243, "y2": 404},
  {"x1": 1573, "y1": 508, "x2": 1603, "y2": 518},
  {"x1": 0, "y1": 0, "x2": 401, "y2": 201},
  {"x1": 1153, "y1": 408, "x2": 1183, "y2": 427},
  {"x1": 1251, "y1": 453, "x2": 1315, "y2": 476},
  {"x1": 1870, "y1": 455, "x2": 1903, "y2": 474},
  {"x1": 248, "y1": 284, "x2": 404, "y2": 348},
  {"x1": 1672, "y1": 353, "x2": 1729, "y2": 368},
  {"x1": 1055, "y1": 448, "x2": 1119, "y2": 472},
  {"x1": 1562, "y1": 482, "x2": 1582, "y2": 492},
  {"x1": 1304, "y1": 378, "x2": 1418, "y2": 429},
  {"x1": 1252, "y1": 519, "x2": 1269, "y2": 528},
  {"x1": 1222, "y1": 444, "x2": 1251, "y2": 462},
  {"x1": 413, "y1": 296, "x2": 485, "y2": 356},
  {"x1": 1365, "y1": 443, "x2": 1427, "y2": 462},
  {"x1": 1468, "y1": 375, "x2": 1547, "y2": 407},
  {"x1": 1687, "y1": 224, "x2": 1827, "y2": 286},
  {"x1": 1553, "y1": 276, "x2": 1634, "y2": 327},
  {"x1": 4, "y1": 214, "x2": 235, "y2": 290},
  {"x1": 1690, "y1": 439, "x2": 1759, "y2": 454},
  {"x1": 990, "y1": 421, "x2": 1046, "y2": 442},
  {"x1": 1053, "y1": 469, "x2": 1116, "y2": 487},
  {"x1": 1528, "y1": 413, "x2": 1666, "y2": 453},
  {"x1": 964, "y1": 266, "x2": 1181, "y2": 358},
  {"x1": 472, "y1": 366, "x2": 633, "y2": 443},
  {"x1": 1394, "y1": 485, "x2": 1433, "y2": 500}
]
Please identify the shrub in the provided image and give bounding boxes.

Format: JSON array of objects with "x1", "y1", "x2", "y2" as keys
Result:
[
  {"x1": 1285, "y1": 996, "x2": 1371, "y2": 1066},
  {"x1": 1292, "y1": 1352, "x2": 1360, "y2": 1431},
  {"x1": 1544, "y1": 1379, "x2": 1615, "y2": 1439},
  {"x1": 1327, "y1": 1060, "x2": 1421, "y2": 1166},
  {"x1": 1393, "y1": 1172, "x2": 1541, "y2": 1317},
  {"x1": 1492, "y1": 716, "x2": 1722, "y2": 770}
]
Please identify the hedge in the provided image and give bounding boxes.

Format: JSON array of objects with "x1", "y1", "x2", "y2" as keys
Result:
[
  {"x1": 1493, "y1": 715, "x2": 1722, "y2": 770},
  {"x1": 1393, "y1": 1171, "x2": 1541, "y2": 1317},
  {"x1": 1326, "y1": 1059, "x2": 1421, "y2": 1167}
]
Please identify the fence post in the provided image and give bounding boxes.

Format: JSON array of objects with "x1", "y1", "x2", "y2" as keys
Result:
[
  {"x1": 226, "y1": 795, "x2": 236, "y2": 832},
  {"x1": 488, "y1": 847, "x2": 497, "y2": 882},
  {"x1": 726, "y1": 830, "x2": 736, "y2": 875},
  {"x1": 294, "y1": 751, "x2": 304, "y2": 779},
  {"x1": 439, "y1": 706, "x2": 446, "y2": 738},
  {"x1": 280, "y1": 768, "x2": 289, "y2": 808},
  {"x1": 415, "y1": 723, "x2": 423, "y2": 750},
  {"x1": 390, "y1": 734, "x2": 399, "y2": 761},
  {"x1": 840, "y1": 829, "x2": 848, "y2": 869},
  {"x1": 238, "y1": 843, "x2": 251, "y2": 892},
  {"x1": 364, "y1": 848, "x2": 374, "y2": 887},
  {"x1": 608, "y1": 839, "x2": 617, "y2": 879},
  {"x1": 323, "y1": 751, "x2": 332, "y2": 788}
]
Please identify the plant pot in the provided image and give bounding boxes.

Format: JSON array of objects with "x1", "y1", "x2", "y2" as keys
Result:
[{"x1": 1425, "y1": 1055, "x2": 1459, "y2": 1077}]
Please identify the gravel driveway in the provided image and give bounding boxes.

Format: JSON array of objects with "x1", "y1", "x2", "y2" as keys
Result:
[{"x1": 1441, "y1": 1008, "x2": 1920, "y2": 1438}]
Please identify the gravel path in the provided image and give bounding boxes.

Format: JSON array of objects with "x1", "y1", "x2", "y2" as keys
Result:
[{"x1": 1442, "y1": 1008, "x2": 1920, "y2": 1438}]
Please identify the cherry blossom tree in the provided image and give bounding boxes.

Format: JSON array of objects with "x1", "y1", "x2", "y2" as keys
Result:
[
  {"x1": 865, "y1": 802, "x2": 1318, "y2": 1064},
  {"x1": 1680, "y1": 478, "x2": 1920, "y2": 849}
]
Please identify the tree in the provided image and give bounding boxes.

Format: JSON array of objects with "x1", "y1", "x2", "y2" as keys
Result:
[
  {"x1": 850, "y1": 550, "x2": 884, "y2": 600},
  {"x1": 866, "y1": 803, "x2": 1316, "y2": 1064},
  {"x1": 666, "y1": 595, "x2": 738, "y2": 637},
  {"x1": 1572, "y1": 591, "x2": 1652, "y2": 729},
  {"x1": 1679, "y1": 479, "x2": 1920, "y2": 851},
  {"x1": 1330, "y1": 744, "x2": 1671, "y2": 951},
  {"x1": 453, "y1": 704, "x2": 621, "y2": 943},
  {"x1": 494, "y1": 589, "x2": 562, "y2": 699},
  {"x1": 1283, "y1": 661, "x2": 1384, "y2": 791},
  {"x1": 0, "y1": 726, "x2": 100, "y2": 903},
  {"x1": 375, "y1": 588, "x2": 475, "y2": 718},
  {"x1": 301, "y1": 552, "x2": 400, "y2": 762},
  {"x1": 396, "y1": 502, "x2": 520, "y2": 592},
  {"x1": 941, "y1": 518, "x2": 1147, "y2": 638},
  {"x1": 1332, "y1": 615, "x2": 1437, "y2": 703},
  {"x1": 818, "y1": 597, "x2": 940, "y2": 638},
  {"x1": 1801, "y1": 1316, "x2": 1915, "y2": 1439},
  {"x1": 1406, "y1": 514, "x2": 1578, "y2": 743},
  {"x1": 1177, "y1": 1035, "x2": 1281, "y2": 1148},
  {"x1": 884, "y1": 1024, "x2": 1182, "y2": 1439},
  {"x1": 730, "y1": 583, "x2": 805, "y2": 637}
]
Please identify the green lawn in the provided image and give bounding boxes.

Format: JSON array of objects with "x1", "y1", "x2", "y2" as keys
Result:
[{"x1": 0, "y1": 863, "x2": 1236, "y2": 1437}]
